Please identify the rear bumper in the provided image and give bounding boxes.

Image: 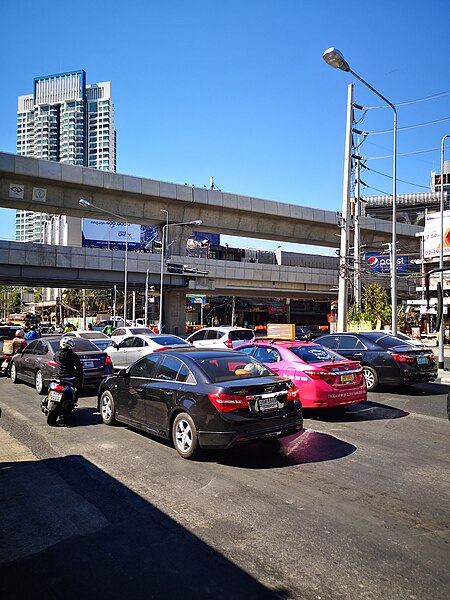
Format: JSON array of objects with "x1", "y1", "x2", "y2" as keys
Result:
[{"x1": 197, "y1": 406, "x2": 303, "y2": 449}]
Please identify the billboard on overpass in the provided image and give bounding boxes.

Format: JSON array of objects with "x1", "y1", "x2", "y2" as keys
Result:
[
  {"x1": 82, "y1": 219, "x2": 219, "y2": 253},
  {"x1": 81, "y1": 219, "x2": 142, "y2": 250}
]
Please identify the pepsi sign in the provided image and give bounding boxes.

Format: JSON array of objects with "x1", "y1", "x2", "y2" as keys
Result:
[{"x1": 364, "y1": 253, "x2": 407, "y2": 273}]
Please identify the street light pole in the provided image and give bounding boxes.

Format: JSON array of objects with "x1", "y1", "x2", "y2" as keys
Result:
[
  {"x1": 158, "y1": 215, "x2": 202, "y2": 333},
  {"x1": 323, "y1": 48, "x2": 398, "y2": 334},
  {"x1": 79, "y1": 198, "x2": 129, "y2": 325},
  {"x1": 438, "y1": 135, "x2": 450, "y2": 369}
]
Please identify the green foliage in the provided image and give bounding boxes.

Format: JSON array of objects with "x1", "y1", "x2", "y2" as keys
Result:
[{"x1": 349, "y1": 283, "x2": 393, "y2": 328}]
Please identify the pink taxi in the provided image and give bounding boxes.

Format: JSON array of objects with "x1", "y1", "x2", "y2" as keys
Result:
[{"x1": 237, "y1": 340, "x2": 366, "y2": 409}]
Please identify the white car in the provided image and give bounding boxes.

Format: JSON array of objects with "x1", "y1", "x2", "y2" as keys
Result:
[
  {"x1": 64, "y1": 330, "x2": 114, "y2": 351},
  {"x1": 105, "y1": 334, "x2": 191, "y2": 370},
  {"x1": 109, "y1": 327, "x2": 156, "y2": 344},
  {"x1": 186, "y1": 326, "x2": 255, "y2": 349}
]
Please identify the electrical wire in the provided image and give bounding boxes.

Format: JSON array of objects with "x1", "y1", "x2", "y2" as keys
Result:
[
  {"x1": 363, "y1": 115, "x2": 450, "y2": 136},
  {"x1": 364, "y1": 89, "x2": 450, "y2": 110},
  {"x1": 360, "y1": 163, "x2": 431, "y2": 190},
  {"x1": 363, "y1": 146, "x2": 441, "y2": 161}
]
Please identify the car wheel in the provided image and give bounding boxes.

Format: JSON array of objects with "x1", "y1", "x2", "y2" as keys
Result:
[
  {"x1": 35, "y1": 370, "x2": 47, "y2": 395},
  {"x1": 10, "y1": 363, "x2": 19, "y2": 384},
  {"x1": 100, "y1": 391, "x2": 116, "y2": 425},
  {"x1": 172, "y1": 412, "x2": 202, "y2": 460},
  {"x1": 362, "y1": 366, "x2": 378, "y2": 392}
]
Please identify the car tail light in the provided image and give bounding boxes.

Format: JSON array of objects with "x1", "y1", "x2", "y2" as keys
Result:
[
  {"x1": 286, "y1": 385, "x2": 299, "y2": 402},
  {"x1": 303, "y1": 368, "x2": 337, "y2": 383},
  {"x1": 224, "y1": 338, "x2": 233, "y2": 348},
  {"x1": 208, "y1": 392, "x2": 249, "y2": 413},
  {"x1": 104, "y1": 355, "x2": 113, "y2": 365},
  {"x1": 48, "y1": 360, "x2": 57, "y2": 367},
  {"x1": 390, "y1": 353, "x2": 416, "y2": 363},
  {"x1": 152, "y1": 347, "x2": 167, "y2": 352}
]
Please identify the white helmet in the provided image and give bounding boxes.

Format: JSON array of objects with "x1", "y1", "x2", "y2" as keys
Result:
[{"x1": 60, "y1": 336, "x2": 75, "y2": 349}]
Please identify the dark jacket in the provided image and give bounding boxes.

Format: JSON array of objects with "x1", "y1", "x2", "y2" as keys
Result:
[{"x1": 54, "y1": 348, "x2": 83, "y2": 386}]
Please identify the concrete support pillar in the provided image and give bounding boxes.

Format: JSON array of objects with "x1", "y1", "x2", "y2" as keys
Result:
[{"x1": 164, "y1": 290, "x2": 186, "y2": 336}]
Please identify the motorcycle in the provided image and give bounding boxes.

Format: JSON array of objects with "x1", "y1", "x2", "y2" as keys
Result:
[
  {"x1": 41, "y1": 378, "x2": 78, "y2": 426},
  {"x1": 1, "y1": 340, "x2": 15, "y2": 376}
]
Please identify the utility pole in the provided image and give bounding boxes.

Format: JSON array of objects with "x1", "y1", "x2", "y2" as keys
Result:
[
  {"x1": 337, "y1": 83, "x2": 354, "y2": 332},
  {"x1": 353, "y1": 151, "x2": 362, "y2": 309}
]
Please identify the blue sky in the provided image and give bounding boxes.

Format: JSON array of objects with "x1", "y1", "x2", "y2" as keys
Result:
[{"x1": 1, "y1": 0, "x2": 449, "y2": 254}]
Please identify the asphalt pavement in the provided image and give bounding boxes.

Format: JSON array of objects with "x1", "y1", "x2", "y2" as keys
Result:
[{"x1": 0, "y1": 366, "x2": 449, "y2": 600}]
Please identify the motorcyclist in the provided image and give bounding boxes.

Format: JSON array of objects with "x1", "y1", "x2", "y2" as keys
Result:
[
  {"x1": 25, "y1": 325, "x2": 39, "y2": 340},
  {"x1": 53, "y1": 337, "x2": 83, "y2": 400}
]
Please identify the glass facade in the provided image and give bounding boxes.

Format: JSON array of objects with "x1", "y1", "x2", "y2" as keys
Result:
[{"x1": 15, "y1": 71, "x2": 116, "y2": 242}]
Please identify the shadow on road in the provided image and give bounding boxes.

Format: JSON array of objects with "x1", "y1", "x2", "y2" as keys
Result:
[
  {"x1": 305, "y1": 400, "x2": 409, "y2": 423},
  {"x1": 0, "y1": 455, "x2": 286, "y2": 600},
  {"x1": 383, "y1": 381, "x2": 450, "y2": 396},
  {"x1": 210, "y1": 429, "x2": 356, "y2": 469}
]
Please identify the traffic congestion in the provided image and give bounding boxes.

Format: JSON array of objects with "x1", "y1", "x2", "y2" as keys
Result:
[{"x1": 1, "y1": 316, "x2": 448, "y2": 458}]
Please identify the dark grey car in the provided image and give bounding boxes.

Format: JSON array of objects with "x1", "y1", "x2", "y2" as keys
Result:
[{"x1": 10, "y1": 336, "x2": 113, "y2": 394}]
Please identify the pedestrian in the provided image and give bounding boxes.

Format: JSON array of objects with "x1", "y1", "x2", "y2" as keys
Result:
[{"x1": 87, "y1": 322, "x2": 93, "y2": 331}]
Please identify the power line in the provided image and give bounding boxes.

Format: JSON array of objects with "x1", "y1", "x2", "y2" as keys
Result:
[
  {"x1": 364, "y1": 146, "x2": 441, "y2": 161},
  {"x1": 357, "y1": 89, "x2": 450, "y2": 111},
  {"x1": 363, "y1": 115, "x2": 450, "y2": 136},
  {"x1": 360, "y1": 163, "x2": 431, "y2": 190}
]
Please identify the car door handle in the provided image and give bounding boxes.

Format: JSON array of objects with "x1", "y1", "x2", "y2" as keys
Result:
[
  {"x1": 353, "y1": 353, "x2": 363, "y2": 357},
  {"x1": 164, "y1": 390, "x2": 173, "y2": 395},
  {"x1": 135, "y1": 388, "x2": 143, "y2": 392}
]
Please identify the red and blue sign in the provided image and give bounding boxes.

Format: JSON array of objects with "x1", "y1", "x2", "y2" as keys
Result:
[{"x1": 364, "y1": 253, "x2": 408, "y2": 273}]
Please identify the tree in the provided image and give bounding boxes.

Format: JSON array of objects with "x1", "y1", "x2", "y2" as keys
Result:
[{"x1": 348, "y1": 283, "x2": 392, "y2": 329}]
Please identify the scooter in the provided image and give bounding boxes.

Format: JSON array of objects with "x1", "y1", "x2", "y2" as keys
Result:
[{"x1": 41, "y1": 378, "x2": 78, "y2": 426}]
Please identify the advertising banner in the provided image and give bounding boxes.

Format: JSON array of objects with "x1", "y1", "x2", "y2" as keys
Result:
[
  {"x1": 81, "y1": 219, "x2": 141, "y2": 250},
  {"x1": 423, "y1": 210, "x2": 450, "y2": 259},
  {"x1": 82, "y1": 220, "x2": 219, "y2": 253},
  {"x1": 364, "y1": 252, "x2": 408, "y2": 273}
]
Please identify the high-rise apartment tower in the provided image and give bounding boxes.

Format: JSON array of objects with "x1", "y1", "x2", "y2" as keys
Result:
[{"x1": 16, "y1": 70, "x2": 116, "y2": 242}]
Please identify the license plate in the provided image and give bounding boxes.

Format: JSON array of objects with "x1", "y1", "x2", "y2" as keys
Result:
[
  {"x1": 341, "y1": 373, "x2": 354, "y2": 383},
  {"x1": 1, "y1": 360, "x2": 8, "y2": 369},
  {"x1": 83, "y1": 361, "x2": 95, "y2": 369},
  {"x1": 417, "y1": 357, "x2": 428, "y2": 365},
  {"x1": 49, "y1": 390, "x2": 62, "y2": 402},
  {"x1": 258, "y1": 396, "x2": 279, "y2": 411}
]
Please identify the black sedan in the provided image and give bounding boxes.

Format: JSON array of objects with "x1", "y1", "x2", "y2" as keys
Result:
[
  {"x1": 315, "y1": 332, "x2": 437, "y2": 391},
  {"x1": 10, "y1": 336, "x2": 114, "y2": 394},
  {"x1": 97, "y1": 348, "x2": 303, "y2": 459}
]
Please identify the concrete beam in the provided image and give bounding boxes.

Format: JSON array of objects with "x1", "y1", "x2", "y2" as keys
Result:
[{"x1": 0, "y1": 152, "x2": 421, "y2": 249}]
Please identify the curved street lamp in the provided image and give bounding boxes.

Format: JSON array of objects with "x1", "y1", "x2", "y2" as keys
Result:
[
  {"x1": 79, "y1": 198, "x2": 129, "y2": 325},
  {"x1": 159, "y1": 217, "x2": 202, "y2": 333},
  {"x1": 323, "y1": 48, "x2": 398, "y2": 335}
]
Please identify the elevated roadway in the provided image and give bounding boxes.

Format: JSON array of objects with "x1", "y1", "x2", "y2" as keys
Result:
[{"x1": 0, "y1": 152, "x2": 421, "y2": 250}]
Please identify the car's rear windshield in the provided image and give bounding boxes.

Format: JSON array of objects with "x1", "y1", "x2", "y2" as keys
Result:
[
  {"x1": 194, "y1": 354, "x2": 273, "y2": 382},
  {"x1": 152, "y1": 336, "x2": 189, "y2": 346},
  {"x1": 229, "y1": 330, "x2": 254, "y2": 341},
  {"x1": 82, "y1": 332, "x2": 107, "y2": 339},
  {"x1": 288, "y1": 345, "x2": 342, "y2": 364},
  {"x1": 130, "y1": 328, "x2": 154, "y2": 335},
  {"x1": 49, "y1": 338, "x2": 99, "y2": 352},
  {"x1": 372, "y1": 335, "x2": 415, "y2": 350}
]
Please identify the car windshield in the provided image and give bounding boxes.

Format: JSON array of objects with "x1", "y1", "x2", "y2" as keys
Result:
[
  {"x1": 372, "y1": 335, "x2": 415, "y2": 350},
  {"x1": 150, "y1": 336, "x2": 189, "y2": 346},
  {"x1": 129, "y1": 328, "x2": 154, "y2": 335},
  {"x1": 81, "y1": 332, "x2": 107, "y2": 339},
  {"x1": 49, "y1": 338, "x2": 99, "y2": 352},
  {"x1": 288, "y1": 345, "x2": 342, "y2": 363},
  {"x1": 194, "y1": 354, "x2": 274, "y2": 383},
  {"x1": 229, "y1": 330, "x2": 254, "y2": 341},
  {"x1": 91, "y1": 340, "x2": 114, "y2": 350}
]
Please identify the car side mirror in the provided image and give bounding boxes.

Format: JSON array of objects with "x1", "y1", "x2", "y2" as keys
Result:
[{"x1": 118, "y1": 369, "x2": 130, "y2": 384}]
